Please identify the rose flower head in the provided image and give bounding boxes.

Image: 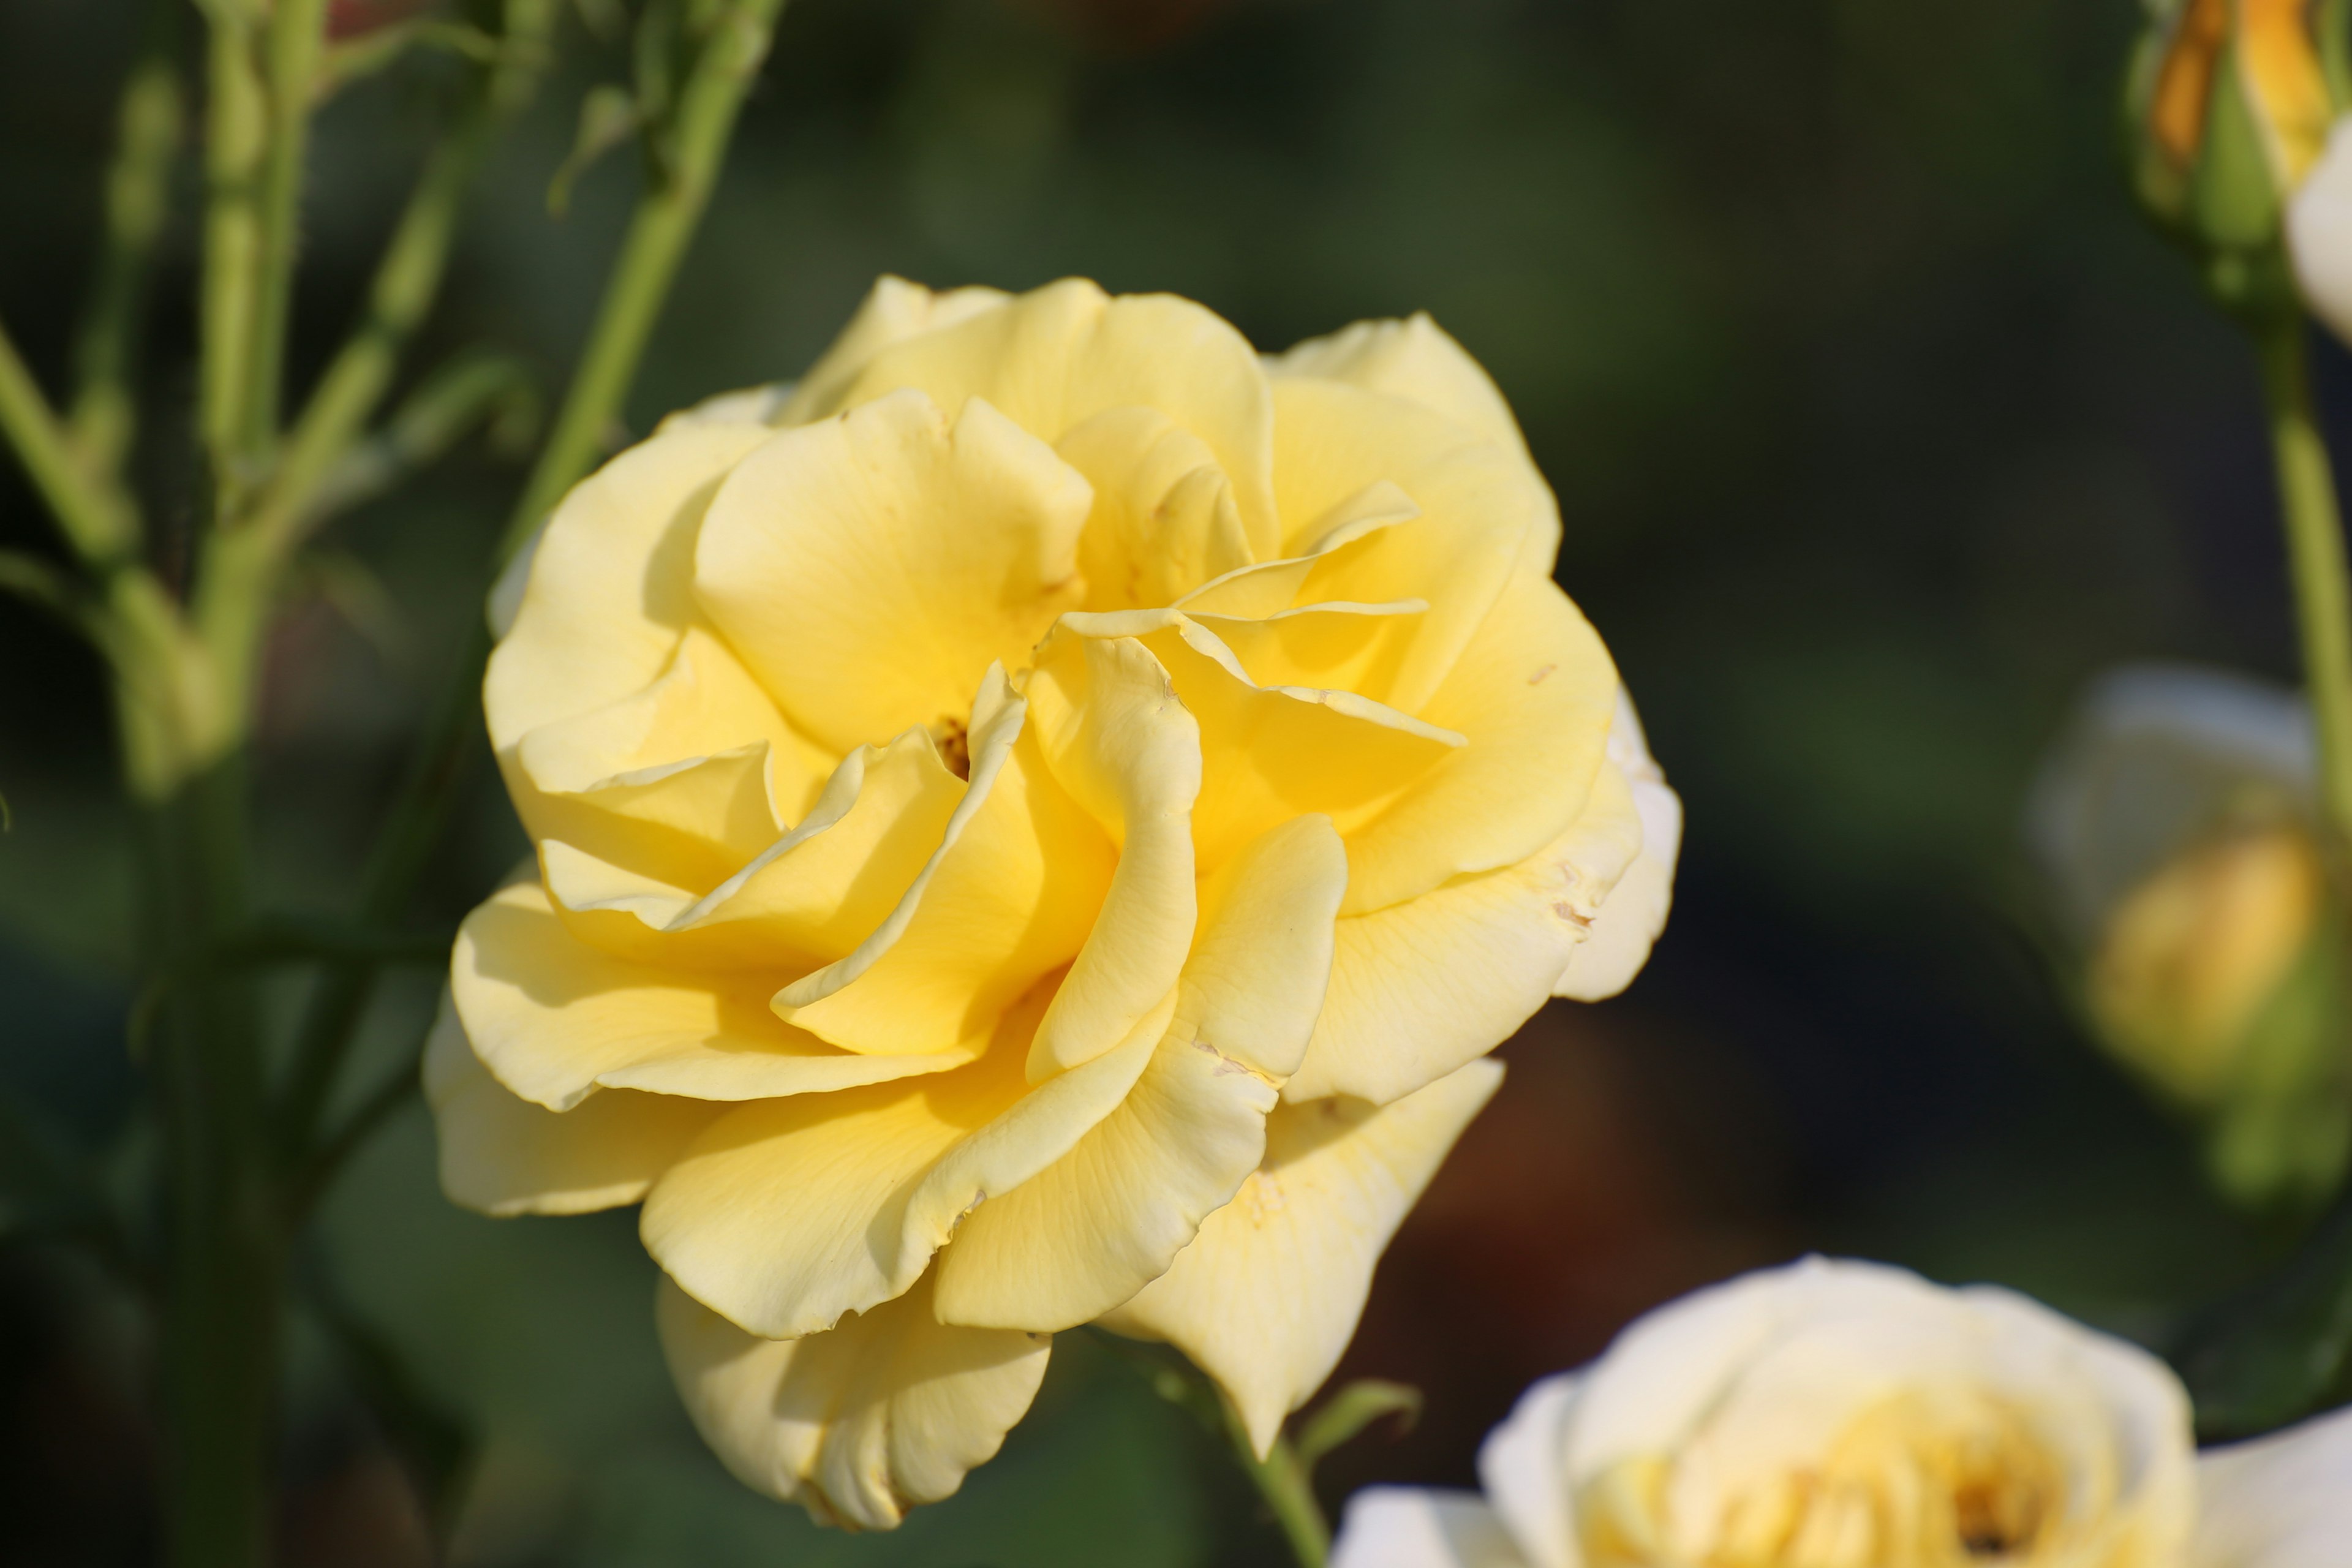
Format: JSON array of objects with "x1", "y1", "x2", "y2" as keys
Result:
[
  {"x1": 428, "y1": 277, "x2": 1679, "y2": 1528},
  {"x1": 1333, "y1": 1256, "x2": 2352, "y2": 1568}
]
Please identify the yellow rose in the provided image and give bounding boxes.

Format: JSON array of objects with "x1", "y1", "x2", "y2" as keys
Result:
[
  {"x1": 428, "y1": 276, "x2": 1678, "y2": 1527},
  {"x1": 1330, "y1": 1257, "x2": 2352, "y2": 1568}
]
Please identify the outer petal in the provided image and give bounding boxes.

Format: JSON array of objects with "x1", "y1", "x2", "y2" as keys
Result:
[
  {"x1": 485, "y1": 421, "x2": 774, "y2": 752},
  {"x1": 830, "y1": 278, "x2": 1281, "y2": 559},
  {"x1": 656, "y1": 1270, "x2": 1049, "y2": 1532},
  {"x1": 641, "y1": 986, "x2": 1166, "y2": 1340},
  {"x1": 1330, "y1": 1488, "x2": 1531, "y2": 1568},
  {"x1": 1022, "y1": 631, "x2": 1202, "y2": 1077},
  {"x1": 1284, "y1": 785, "x2": 1637, "y2": 1106},
  {"x1": 931, "y1": 816, "x2": 1345, "y2": 1331},
  {"x1": 1340, "y1": 569, "x2": 1617, "y2": 916},
  {"x1": 694, "y1": 390, "x2": 1091, "y2": 754},
  {"x1": 1556, "y1": 693, "x2": 1679, "y2": 1002},
  {"x1": 422, "y1": 990, "x2": 718, "y2": 1217},
  {"x1": 1101, "y1": 1057, "x2": 1504, "y2": 1455},
  {"x1": 450, "y1": 880, "x2": 975, "y2": 1111},
  {"x1": 772, "y1": 276, "x2": 1013, "y2": 428},
  {"x1": 1476, "y1": 1373, "x2": 1584, "y2": 1568},
  {"x1": 1272, "y1": 313, "x2": 1529, "y2": 463},
  {"x1": 2190, "y1": 1402, "x2": 2352, "y2": 1568}
]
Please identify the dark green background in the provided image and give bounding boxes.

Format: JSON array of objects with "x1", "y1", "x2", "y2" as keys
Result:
[{"x1": 0, "y1": 0, "x2": 2323, "y2": 1561}]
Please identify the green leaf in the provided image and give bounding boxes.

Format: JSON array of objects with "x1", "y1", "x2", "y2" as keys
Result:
[
  {"x1": 1293, "y1": 1379, "x2": 1422, "y2": 1474},
  {"x1": 547, "y1": 85, "x2": 644, "y2": 217}
]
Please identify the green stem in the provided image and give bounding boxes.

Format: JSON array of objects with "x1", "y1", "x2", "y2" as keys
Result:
[
  {"x1": 0, "y1": 317, "x2": 138, "y2": 566},
  {"x1": 2256, "y1": 320, "x2": 2352, "y2": 856},
  {"x1": 198, "y1": 2, "x2": 270, "y2": 518},
  {"x1": 246, "y1": 0, "x2": 556, "y2": 553},
  {"x1": 68, "y1": 0, "x2": 184, "y2": 481},
  {"x1": 247, "y1": 0, "x2": 329, "y2": 448},
  {"x1": 1219, "y1": 1404, "x2": 1332, "y2": 1568},
  {"x1": 278, "y1": 0, "x2": 791, "y2": 1175},
  {"x1": 145, "y1": 760, "x2": 273, "y2": 1568}
]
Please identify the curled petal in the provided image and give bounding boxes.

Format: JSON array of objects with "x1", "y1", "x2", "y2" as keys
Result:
[
  {"x1": 830, "y1": 278, "x2": 1281, "y2": 559},
  {"x1": 641, "y1": 985, "x2": 1166, "y2": 1340},
  {"x1": 537, "y1": 724, "x2": 970, "y2": 978},
  {"x1": 1268, "y1": 379, "x2": 1548, "y2": 713},
  {"x1": 450, "y1": 880, "x2": 976, "y2": 1112},
  {"x1": 933, "y1": 816, "x2": 1344, "y2": 1332},
  {"x1": 1100, "y1": 1057, "x2": 1502, "y2": 1457},
  {"x1": 1022, "y1": 632, "x2": 1203, "y2": 1078},
  {"x1": 507, "y1": 625, "x2": 832, "y2": 888},
  {"x1": 775, "y1": 678, "x2": 1114, "y2": 1057},
  {"x1": 423, "y1": 989, "x2": 718, "y2": 1216},
  {"x1": 695, "y1": 390, "x2": 1091, "y2": 754},
  {"x1": 657, "y1": 1269, "x2": 1049, "y2": 1532}
]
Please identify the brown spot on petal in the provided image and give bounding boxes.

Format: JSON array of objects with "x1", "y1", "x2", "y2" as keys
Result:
[
  {"x1": 1553, "y1": 901, "x2": 1593, "y2": 929},
  {"x1": 1528, "y1": 663, "x2": 1556, "y2": 685},
  {"x1": 932, "y1": 715, "x2": 971, "y2": 780}
]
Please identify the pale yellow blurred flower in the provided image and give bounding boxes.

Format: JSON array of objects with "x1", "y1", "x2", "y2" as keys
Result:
[
  {"x1": 428, "y1": 277, "x2": 1678, "y2": 1526},
  {"x1": 1330, "y1": 1257, "x2": 2352, "y2": 1568},
  {"x1": 2032, "y1": 663, "x2": 2352, "y2": 1205}
]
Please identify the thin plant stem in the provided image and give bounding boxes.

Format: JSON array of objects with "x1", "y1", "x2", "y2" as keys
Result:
[
  {"x1": 1219, "y1": 1403, "x2": 1332, "y2": 1568},
  {"x1": 0, "y1": 318, "x2": 138, "y2": 567},
  {"x1": 2256, "y1": 320, "x2": 2352, "y2": 855},
  {"x1": 245, "y1": 0, "x2": 557, "y2": 553},
  {"x1": 247, "y1": 0, "x2": 329, "y2": 447},
  {"x1": 279, "y1": 0, "x2": 792, "y2": 1176},
  {"x1": 198, "y1": 2, "x2": 270, "y2": 517},
  {"x1": 69, "y1": 0, "x2": 184, "y2": 480}
]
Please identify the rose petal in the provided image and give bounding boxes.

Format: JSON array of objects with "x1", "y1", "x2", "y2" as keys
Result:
[
  {"x1": 1058, "y1": 405, "x2": 1254, "y2": 612},
  {"x1": 1556, "y1": 692, "x2": 1680, "y2": 1002},
  {"x1": 931, "y1": 816, "x2": 1344, "y2": 1331},
  {"x1": 450, "y1": 880, "x2": 978, "y2": 1111},
  {"x1": 1100, "y1": 1057, "x2": 1502, "y2": 1455},
  {"x1": 656, "y1": 1268, "x2": 1049, "y2": 1532},
  {"x1": 641, "y1": 984, "x2": 1166, "y2": 1340},
  {"x1": 772, "y1": 275, "x2": 1014, "y2": 429},
  {"x1": 828, "y1": 278, "x2": 1280, "y2": 560},
  {"x1": 1476, "y1": 1373, "x2": 1585, "y2": 1568},
  {"x1": 1022, "y1": 631, "x2": 1202, "y2": 1078},
  {"x1": 1330, "y1": 1487, "x2": 1531, "y2": 1568},
  {"x1": 694, "y1": 390, "x2": 1091, "y2": 755},
  {"x1": 774, "y1": 676, "x2": 1114, "y2": 1057},
  {"x1": 2192, "y1": 1401, "x2": 2352, "y2": 1568},
  {"x1": 423, "y1": 989, "x2": 719, "y2": 1216}
]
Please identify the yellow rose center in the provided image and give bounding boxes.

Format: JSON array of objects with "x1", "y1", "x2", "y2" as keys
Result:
[{"x1": 1581, "y1": 1389, "x2": 2084, "y2": 1567}]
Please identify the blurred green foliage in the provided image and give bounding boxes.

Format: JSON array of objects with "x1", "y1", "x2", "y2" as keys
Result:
[{"x1": 1, "y1": 0, "x2": 2347, "y2": 1562}]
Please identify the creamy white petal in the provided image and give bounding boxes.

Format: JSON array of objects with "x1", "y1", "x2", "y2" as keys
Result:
[
  {"x1": 1331, "y1": 1487, "x2": 1531, "y2": 1568},
  {"x1": 2191, "y1": 1401, "x2": 2352, "y2": 1568},
  {"x1": 1476, "y1": 1373, "x2": 1584, "y2": 1568},
  {"x1": 1556, "y1": 692, "x2": 1679, "y2": 1002},
  {"x1": 2292, "y1": 118, "x2": 2352, "y2": 353}
]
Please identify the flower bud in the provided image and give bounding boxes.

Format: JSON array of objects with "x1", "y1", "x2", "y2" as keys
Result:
[
  {"x1": 2034, "y1": 664, "x2": 2352, "y2": 1206},
  {"x1": 2127, "y1": 0, "x2": 2336, "y2": 314}
]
